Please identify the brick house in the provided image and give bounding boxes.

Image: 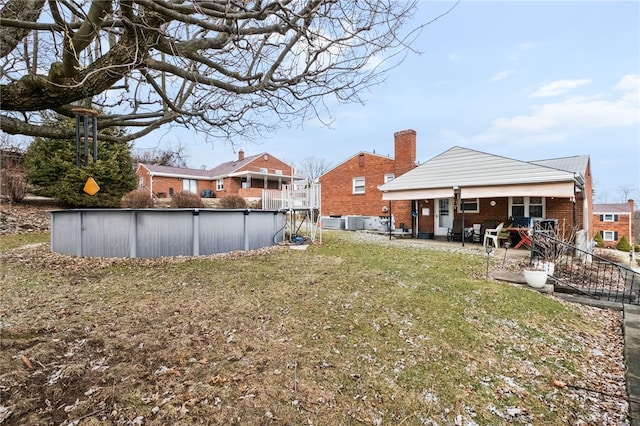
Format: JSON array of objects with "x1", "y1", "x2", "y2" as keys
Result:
[
  {"x1": 379, "y1": 146, "x2": 593, "y2": 243},
  {"x1": 318, "y1": 129, "x2": 418, "y2": 232},
  {"x1": 593, "y1": 200, "x2": 635, "y2": 248},
  {"x1": 136, "y1": 150, "x2": 296, "y2": 200}
]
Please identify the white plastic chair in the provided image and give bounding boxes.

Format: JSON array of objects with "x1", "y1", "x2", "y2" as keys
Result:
[{"x1": 484, "y1": 222, "x2": 504, "y2": 249}]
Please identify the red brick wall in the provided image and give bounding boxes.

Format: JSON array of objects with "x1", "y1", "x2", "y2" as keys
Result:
[
  {"x1": 416, "y1": 198, "x2": 512, "y2": 235},
  {"x1": 319, "y1": 130, "x2": 417, "y2": 229},
  {"x1": 136, "y1": 153, "x2": 294, "y2": 199},
  {"x1": 394, "y1": 129, "x2": 416, "y2": 176},
  {"x1": 214, "y1": 176, "x2": 241, "y2": 198},
  {"x1": 415, "y1": 197, "x2": 581, "y2": 237},
  {"x1": 136, "y1": 166, "x2": 151, "y2": 190},
  {"x1": 150, "y1": 176, "x2": 214, "y2": 197},
  {"x1": 214, "y1": 154, "x2": 294, "y2": 198},
  {"x1": 545, "y1": 198, "x2": 578, "y2": 229},
  {"x1": 136, "y1": 165, "x2": 214, "y2": 197},
  {"x1": 240, "y1": 154, "x2": 294, "y2": 176},
  {"x1": 320, "y1": 153, "x2": 397, "y2": 216},
  {"x1": 593, "y1": 200, "x2": 635, "y2": 248}
]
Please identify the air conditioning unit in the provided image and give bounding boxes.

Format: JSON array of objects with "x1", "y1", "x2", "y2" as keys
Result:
[
  {"x1": 345, "y1": 215, "x2": 364, "y2": 231},
  {"x1": 321, "y1": 217, "x2": 344, "y2": 230}
]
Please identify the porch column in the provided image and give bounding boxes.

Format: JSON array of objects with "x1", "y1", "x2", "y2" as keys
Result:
[{"x1": 388, "y1": 201, "x2": 392, "y2": 240}]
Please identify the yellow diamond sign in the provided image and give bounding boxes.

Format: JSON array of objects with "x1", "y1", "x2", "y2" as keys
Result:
[{"x1": 83, "y1": 177, "x2": 100, "y2": 195}]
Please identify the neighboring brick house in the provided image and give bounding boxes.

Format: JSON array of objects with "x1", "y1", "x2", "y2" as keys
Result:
[
  {"x1": 136, "y1": 150, "x2": 295, "y2": 200},
  {"x1": 593, "y1": 200, "x2": 635, "y2": 248},
  {"x1": 319, "y1": 129, "x2": 418, "y2": 232},
  {"x1": 379, "y1": 146, "x2": 593, "y2": 242}
]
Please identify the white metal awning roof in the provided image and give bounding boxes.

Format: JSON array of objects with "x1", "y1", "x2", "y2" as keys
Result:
[
  {"x1": 381, "y1": 181, "x2": 575, "y2": 201},
  {"x1": 379, "y1": 146, "x2": 583, "y2": 200}
]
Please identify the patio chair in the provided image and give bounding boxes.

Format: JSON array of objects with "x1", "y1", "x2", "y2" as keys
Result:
[
  {"x1": 447, "y1": 218, "x2": 463, "y2": 242},
  {"x1": 484, "y1": 222, "x2": 504, "y2": 249},
  {"x1": 472, "y1": 223, "x2": 482, "y2": 244}
]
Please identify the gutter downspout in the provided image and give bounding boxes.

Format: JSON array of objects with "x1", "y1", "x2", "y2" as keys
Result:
[
  {"x1": 388, "y1": 200, "x2": 392, "y2": 240},
  {"x1": 149, "y1": 170, "x2": 154, "y2": 197},
  {"x1": 572, "y1": 176, "x2": 579, "y2": 230}
]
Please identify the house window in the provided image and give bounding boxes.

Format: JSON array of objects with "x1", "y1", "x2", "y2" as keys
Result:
[
  {"x1": 511, "y1": 197, "x2": 525, "y2": 217},
  {"x1": 138, "y1": 177, "x2": 144, "y2": 188},
  {"x1": 183, "y1": 179, "x2": 197, "y2": 193},
  {"x1": 275, "y1": 169, "x2": 283, "y2": 175},
  {"x1": 260, "y1": 167, "x2": 268, "y2": 173},
  {"x1": 460, "y1": 198, "x2": 479, "y2": 213},
  {"x1": 384, "y1": 173, "x2": 394, "y2": 183},
  {"x1": 602, "y1": 214, "x2": 618, "y2": 222},
  {"x1": 509, "y1": 197, "x2": 545, "y2": 218},
  {"x1": 216, "y1": 179, "x2": 224, "y2": 190},
  {"x1": 602, "y1": 231, "x2": 617, "y2": 241},
  {"x1": 529, "y1": 197, "x2": 543, "y2": 218},
  {"x1": 353, "y1": 177, "x2": 365, "y2": 194}
]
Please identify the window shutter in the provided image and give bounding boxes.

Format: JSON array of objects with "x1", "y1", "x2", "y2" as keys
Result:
[
  {"x1": 599, "y1": 231, "x2": 603, "y2": 238},
  {"x1": 599, "y1": 215, "x2": 603, "y2": 221},
  {"x1": 614, "y1": 215, "x2": 619, "y2": 222},
  {"x1": 614, "y1": 231, "x2": 619, "y2": 240}
]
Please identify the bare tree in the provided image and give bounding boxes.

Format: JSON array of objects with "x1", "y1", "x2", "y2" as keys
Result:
[
  {"x1": 617, "y1": 184, "x2": 638, "y2": 203},
  {"x1": 132, "y1": 144, "x2": 189, "y2": 167},
  {"x1": 1, "y1": 1, "x2": 446, "y2": 145},
  {"x1": 296, "y1": 156, "x2": 331, "y2": 183}
]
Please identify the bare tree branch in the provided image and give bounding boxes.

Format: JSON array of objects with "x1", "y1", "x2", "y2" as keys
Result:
[
  {"x1": 296, "y1": 156, "x2": 332, "y2": 184},
  {"x1": 1, "y1": 0, "x2": 442, "y2": 144},
  {"x1": 0, "y1": 0, "x2": 47, "y2": 57}
]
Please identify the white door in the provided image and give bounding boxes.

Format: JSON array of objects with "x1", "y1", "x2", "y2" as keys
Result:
[{"x1": 435, "y1": 198, "x2": 453, "y2": 237}]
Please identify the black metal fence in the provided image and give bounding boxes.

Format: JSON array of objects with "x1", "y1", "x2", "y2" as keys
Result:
[{"x1": 530, "y1": 231, "x2": 639, "y2": 305}]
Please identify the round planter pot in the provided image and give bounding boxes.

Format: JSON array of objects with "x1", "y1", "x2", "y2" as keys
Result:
[{"x1": 523, "y1": 269, "x2": 548, "y2": 289}]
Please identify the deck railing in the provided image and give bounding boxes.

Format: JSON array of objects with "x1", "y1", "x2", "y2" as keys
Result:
[{"x1": 530, "y1": 231, "x2": 639, "y2": 305}]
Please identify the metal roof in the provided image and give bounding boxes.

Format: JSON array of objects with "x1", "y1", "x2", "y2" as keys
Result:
[
  {"x1": 530, "y1": 155, "x2": 589, "y2": 176},
  {"x1": 379, "y1": 146, "x2": 579, "y2": 192}
]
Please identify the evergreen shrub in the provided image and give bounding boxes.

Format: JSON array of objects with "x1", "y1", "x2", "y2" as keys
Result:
[{"x1": 616, "y1": 236, "x2": 632, "y2": 252}]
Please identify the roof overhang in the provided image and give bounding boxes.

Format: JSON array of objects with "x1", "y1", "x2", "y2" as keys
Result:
[
  {"x1": 223, "y1": 170, "x2": 295, "y2": 180},
  {"x1": 382, "y1": 181, "x2": 576, "y2": 201},
  {"x1": 382, "y1": 188, "x2": 454, "y2": 201},
  {"x1": 148, "y1": 171, "x2": 215, "y2": 180}
]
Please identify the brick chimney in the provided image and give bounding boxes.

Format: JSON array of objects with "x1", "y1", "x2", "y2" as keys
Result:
[
  {"x1": 238, "y1": 149, "x2": 244, "y2": 161},
  {"x1": 393, "y1": 129, "x2": 417, "y2": 175}
]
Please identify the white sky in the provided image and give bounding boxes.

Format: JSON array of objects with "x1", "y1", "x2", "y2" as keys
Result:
[{"x1": 134, "y1": 1, "x2": 640, "y2": 203}]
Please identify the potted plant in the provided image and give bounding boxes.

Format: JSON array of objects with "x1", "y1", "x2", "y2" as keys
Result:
[
  {"x1": 523, "y1": 265, "x2": 548, "y2": 288},
  {"x1": 530, "y1": 221, "x2": 578, "y2": 276}
]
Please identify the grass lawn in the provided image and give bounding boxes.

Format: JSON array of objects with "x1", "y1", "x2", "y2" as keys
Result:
[{"x1": 0, "y1": 231, "x2": 627, "y2": 425}]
